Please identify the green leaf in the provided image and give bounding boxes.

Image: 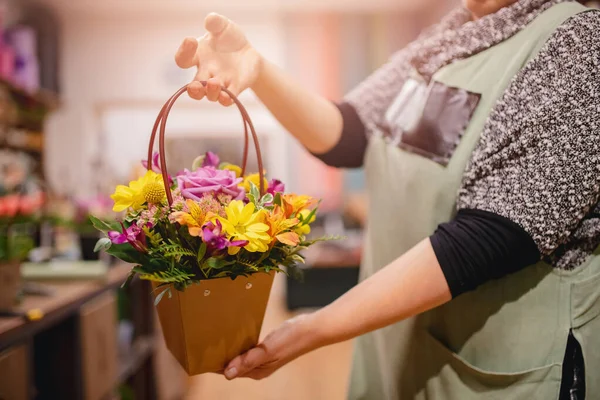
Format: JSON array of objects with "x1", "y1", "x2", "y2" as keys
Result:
[
  {"x1": 205, "y1": 257, "x2": 235, "y2": 270},
  {"x1": 249, "y1": 181, "x2": 260, "y2": 204},
  {"x1": 213, "y1": 271, "x2": 230, "y2": 278},
  {"x1": 192, "y1": 155, "x2": 205, "y2": 171},
  {"x1": 89, "y1": 215, "x2": 121, "y2": 233},
  {"x1": 274, "y1": 192, "x2": 282, "y2": 207},
  {"x1": 94, "y1": 238, "x2": 112, "y2": 252},
  {"x1": 154, "y1": 287, "x2": 171, "y2": 306},
  {"x1": 121, "y1": 270, "x2": 137, "y2": 288},
  {"x1": 259, "y1": 193, "x2": 274, "y2": 206},
  {"x1": 106, "y1": 243, "x2": 147, "y2": 264},
  {"x1": 197, "y1": 242, "x2": 207, "y2": 262},
  {"x1": 140, "y1": 269, "x2": 194, "y2": 283}
]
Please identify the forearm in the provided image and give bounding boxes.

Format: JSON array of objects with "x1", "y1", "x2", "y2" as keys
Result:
[
  {"x1": 309, "y1": 238, "x2": 451, "y2": 347},
  {"x1": 251, "y1": 58, "x2": 343, "y2": 154}
]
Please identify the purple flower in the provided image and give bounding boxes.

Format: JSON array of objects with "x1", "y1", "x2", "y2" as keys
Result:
[
  {"x1": 108, "y1": 222, "x2": 150, "y2": 252},
  {"x1": 267, "y1": 179, "x2": 285, "y2": 196},
  {"x1": 202, "y1": 152, "x2": 220, "y2": 168},
  {"x1": 142, "y1": 152, "x2": 172, "y2": 185},
  {"x1": 142, "y1": 151, "x2": 162, "y2": 174},
  {"x1": 202, "y1": 220, "x2": 247, "y2": 253},
  {"x1": 177, "y1": 167, "x2": 245, "y2": 201}
]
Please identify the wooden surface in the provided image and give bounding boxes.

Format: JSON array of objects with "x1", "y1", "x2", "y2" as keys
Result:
[
  {"x1": 0, "y1": 263, "x2": 131, "y2": 349},
  {"x1": 0, "y1": 345, "x2": 29, "y2": 400},
  {"x1": 185, "y1": 273, "x2": 353, "y2": 400}
]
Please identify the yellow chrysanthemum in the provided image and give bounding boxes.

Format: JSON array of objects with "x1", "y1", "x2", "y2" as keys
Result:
[
  {"x1": 111, "y1": 170, "x2": 166, "y2": 212},
  {"x1": 295, "y1": 209, "x2": 316, "y2": 236},
  {"x1": 265, "y1": 205, "x2": 300, "y2": 246},
  {"x1": 222, "y1": 163, "x2": 243, "y2": 178},
  {"x1": 218, "y1": 200, "x2": 271, "y2": 253},
  {"x1": 170, "y1": 200, "x2": 209, "y2": 237},
  {"x1": 241, "y1": 173, "x2": 269, "y2": 193}
]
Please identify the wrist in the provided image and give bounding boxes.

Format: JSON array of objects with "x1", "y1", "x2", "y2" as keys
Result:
[
  {"x1": 249, "y1": 51, "x2": 267, "y2": 92},
  {"x1": 300, "y1": 309, "x2": 336, "y2": 349}
]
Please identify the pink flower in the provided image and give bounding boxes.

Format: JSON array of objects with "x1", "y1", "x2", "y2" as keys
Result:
[
  {"x1": 202, "y1": 152, "x2": 220, "y2": 168},
  {"x1": 19, "y1": 192, "x2": 45, "y2": 215},
  {"x1": 202, "y1": 220, "x2": 247, "y2": 254},
  {"x1": 0, "y1": 195, "x2": 20, "y2": 217},
  {"x1": 177, "y1": 167, "x2": 245, "y2": 201},
  {"x1": 0, "y1": 193, "x2": 44, "y2": 217},
  {"x1": 141, "y1": 151, "x2": 162, "y2": 174},
  {"x1": 109, "y1": 222, "x2": 150, "y2": 252},
  {"x1": 267, "y1": 179, "x2": 285, "y2": 196}
]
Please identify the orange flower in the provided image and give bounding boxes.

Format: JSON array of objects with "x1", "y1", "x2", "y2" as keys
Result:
[
  {"x1": 281, "y1": 194, "x2": 317, "y2": 218},
  {"x1": 265, "y1": 205, "x2": 300, "y2": 246}
]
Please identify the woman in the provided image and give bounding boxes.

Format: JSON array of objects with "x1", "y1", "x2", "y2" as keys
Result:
[{"x1": 174, "y1": 0, "x2": 600, "y2": 398}]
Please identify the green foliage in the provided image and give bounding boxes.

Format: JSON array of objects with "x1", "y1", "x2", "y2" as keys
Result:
[
  {"x1": 247, "y1": 181, "x2": 261, "y2": 206},
  {"x1": 159, "y1": 241, "x2": 195, "y2": 261},
  {"x1": 89, "y1": 215, "x2": 121, "y2": 233},
  {"x1": 94, "y1": 238, "x2": 112, "y2": 252},
  {"x1": 91, "y1": 199, "x2": 341, "y2": 292},
  {"x1": 139, "y1": 268, "x2": 194, "y2": 284},
  {"x1": 153, "y1": 286, "x2": 172, "y2": 305},
  {"x1": 0, "y1": 223, "x2": 36, "y2": 262}
]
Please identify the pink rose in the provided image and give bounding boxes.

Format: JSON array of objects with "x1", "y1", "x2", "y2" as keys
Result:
[{"x1": 176, "y1": 167, "x2": 245, "y2": 201}]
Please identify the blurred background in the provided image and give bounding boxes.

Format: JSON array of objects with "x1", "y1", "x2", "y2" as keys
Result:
[{"x1": 8, "y1": 0, "x2": 587, "y2": 398}]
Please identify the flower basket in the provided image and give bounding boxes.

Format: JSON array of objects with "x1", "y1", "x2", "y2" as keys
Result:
[
  {"x1": 0, "y1": 261, "x2": 21, "y2": 310},
  {"x1": 93, "y1": 82, "x2": 335, "y2": 376},
  {"x1": 153, "y1": 270, "x2": 275, "y2": 374}
]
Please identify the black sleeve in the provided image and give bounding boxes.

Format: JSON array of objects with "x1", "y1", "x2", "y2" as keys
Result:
[
  {"x1": 310, "y1": 102, "x2": 368, "y2": 169},
  {"x1": 430, "y1": 209, "x2": 540, "y2": 298}
]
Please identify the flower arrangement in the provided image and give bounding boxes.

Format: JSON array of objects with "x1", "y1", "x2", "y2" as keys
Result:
[
  {"x1": 0, "y1": 149, "x2": 45, "y2": 262},
  {"x1": 93, "y1": 151, "x2": 330, "y2": 301}
]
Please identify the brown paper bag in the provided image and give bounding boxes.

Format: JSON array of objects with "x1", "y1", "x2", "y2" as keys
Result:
[{"x1": 153, "y1": 271, "x2": 275, "y2": 375}]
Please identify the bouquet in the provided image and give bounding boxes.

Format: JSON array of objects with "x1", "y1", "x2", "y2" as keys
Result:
[
  {"x1": 91, "y1": 83, "x2": 336, "y2": 374},
  {"x1": 93, "y1": 150, "x2": 326, "y2": 299}
]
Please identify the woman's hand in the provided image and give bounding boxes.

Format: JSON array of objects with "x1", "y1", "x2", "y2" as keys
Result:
[
  {"x1": 175, "y1": 13, "x2": 263, "y2": 106},
  {"x1": 224, "y1": 314, "x2": 321, "y2": 380}
]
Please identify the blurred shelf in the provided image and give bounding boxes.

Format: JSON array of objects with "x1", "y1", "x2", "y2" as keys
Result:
[
  {"x1": 0, "y1": 263, "x2": 132, "y2": 350},
  {"x1": 0, "y1": 78, "x2": 59, "y2": 111},
  {"x1": 117, "y1": 335, "x2": 156, "y2": 384}
]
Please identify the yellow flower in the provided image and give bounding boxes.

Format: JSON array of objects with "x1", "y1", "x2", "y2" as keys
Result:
[
  {"x1": 170, "y1": 200, "x2": 209, "y2": 237},
  {"x1": 218, "y1": 200, "x2": 271, "y2": 253},
  {"x1": 111, "y1": 170, "x2": 166, "y2": 212},
  {"x1": 295, "y1": 209, "x2": 316, "y2": 236},
  {"x1": 241, "y1": 173, "x2": 269, "y2": 193},
  {"x1": 281, "y1": 194, "x2": 317, "y2": 218},
  {"x1": 222, "y1": 163, "x2": 243, "y2": 178},
  {"x1": 265, "y1": 205, "x2": 300, "y2": 246}
]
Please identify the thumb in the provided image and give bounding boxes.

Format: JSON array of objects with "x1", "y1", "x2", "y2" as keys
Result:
[
  {"x1": 224, "y1": 345, "x2": 268, "y2": 380},
  {"x1": 204, "y1": 12, "x2": 229, "y2": 36},
  {"x1": 204, "y1": 13, "x2": 248, "y2": 52}
]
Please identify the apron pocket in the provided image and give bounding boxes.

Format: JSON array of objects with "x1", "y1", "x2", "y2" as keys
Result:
[{"x1": 417, "y1": 330, "x2": 562, "y2": 400}]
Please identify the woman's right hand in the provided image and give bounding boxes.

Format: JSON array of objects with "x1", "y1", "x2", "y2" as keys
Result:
[{"x1": 175, "y1": 13, "x2": 263, "y2": 106}]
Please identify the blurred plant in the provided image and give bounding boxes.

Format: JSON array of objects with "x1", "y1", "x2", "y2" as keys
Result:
[{"x1": 0, "y1": 149, "x2": 45, "y2": 262}]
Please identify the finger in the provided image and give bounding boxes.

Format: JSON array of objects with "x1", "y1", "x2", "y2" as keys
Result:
[
  {"x1": 205, "y1": 77, "x2": 222, "y2": 102},
  {"x1": 224, "y1": 345, "x2": 268, "y2": 380},
  {"x1": 175, "y1": 37, "x2": 199, "y2": 69},
  {"x1": 187, "y1": 80, "x2": 206, "y2": 101},
  {"x1": 204, "y1": 13, "x2": 229, "y2": 36},
  {"x1": 218, "y1": 83, "x2": 236, "y2": 107},
  {"x1": 243, "y1": 368, "x2": 275, "y2": 381}
]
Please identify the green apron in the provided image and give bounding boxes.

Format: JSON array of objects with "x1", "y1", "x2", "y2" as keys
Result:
[{"x1": 349, "y1": 3, "x2": 600, "y2": 399}]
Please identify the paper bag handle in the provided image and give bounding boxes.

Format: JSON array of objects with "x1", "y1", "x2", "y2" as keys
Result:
[{"x1": 147, "y1": 82, "x2": 265, "y2": 205}]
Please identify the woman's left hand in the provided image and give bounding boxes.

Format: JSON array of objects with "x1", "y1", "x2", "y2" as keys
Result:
[{"x1": 224, "y1": 314, "x2": 320, "y2": 380}]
